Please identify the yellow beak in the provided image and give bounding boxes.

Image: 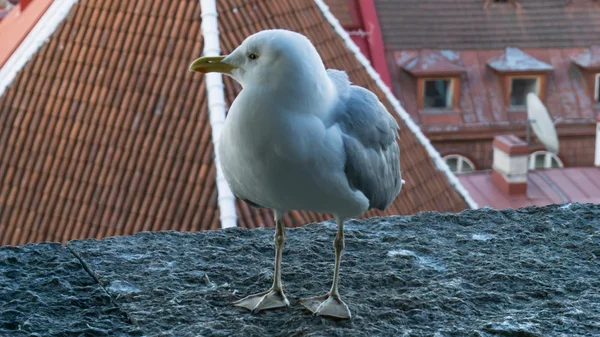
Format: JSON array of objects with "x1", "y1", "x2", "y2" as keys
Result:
[{"x1": 189, "y1": 56, "x2": 237, "y2": 74}]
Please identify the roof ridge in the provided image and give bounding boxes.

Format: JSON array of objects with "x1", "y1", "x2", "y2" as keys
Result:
[
  {"x1": 0, "y1": 0, "x2": 77, "y2": 98},
  {"x1": 200, "y1": 0, "x2": 237, "y2": 228},
  {"x1": 314, "y1": 0, "x2": 478, "y2": 209}
]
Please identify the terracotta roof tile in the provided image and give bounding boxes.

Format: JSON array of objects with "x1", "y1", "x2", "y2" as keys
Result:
[
  {"x1": 0, "y1": 0, "x2": 468, "y2": 246},
  {"x1": 322, "y1": 0, "x2": 356, "y2": 27}
]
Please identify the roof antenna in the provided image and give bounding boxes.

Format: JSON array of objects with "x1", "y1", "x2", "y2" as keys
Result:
[{"x1": 525, "y1": 93, "x2": 560, "y2": 154}]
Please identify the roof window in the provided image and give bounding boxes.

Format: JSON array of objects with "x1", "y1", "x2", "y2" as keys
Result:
[
  {"x1": 423, "y1": 79, "x2": 453, "y2": 109},
  {"x1": 528, "y1": 151, "x2": 563, "y2": 170},
  {"x1": 510, "y1": 77, "x2": 540, "y2": 107},
  {"x1": 402, "y1": 50, "x2": 464, "y2": 112},
  {"x1": 443, "y1": 154, "x2": 476, "y2": 174}
]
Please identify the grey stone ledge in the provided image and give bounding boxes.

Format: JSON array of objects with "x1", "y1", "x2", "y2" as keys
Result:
[{"x1": 1, "y1": 203, "x2": 600, "y2": 336}]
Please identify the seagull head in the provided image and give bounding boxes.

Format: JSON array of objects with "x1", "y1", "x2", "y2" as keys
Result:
[{"x1": 189, "y1": 30, "x2": 326, "y2": 88}]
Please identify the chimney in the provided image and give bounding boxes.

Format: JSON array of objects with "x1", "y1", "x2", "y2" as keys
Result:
[
  {"x1": 594, "y1": 112, "x2": 600, "y2": 167},
  {"x1": 491, "y1": 135, "x2": 529, "y2": 195}
]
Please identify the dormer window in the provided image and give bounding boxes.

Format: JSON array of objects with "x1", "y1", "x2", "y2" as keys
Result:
[
  {"x1": 572, "y1": 45, "x2": 600, "y2": 103},
  {"x1": 488, "y1": 47, "x2": 553, "y2": 109},
  {"x1": 402, "y1": 50, "x2": 465, "y2": 112},
  {"x1": 510, "y1": 77, "x2": 540, "y2": 107},
  {"x1": 423, "y1": 78, "x2": 453, "y2": 108}
]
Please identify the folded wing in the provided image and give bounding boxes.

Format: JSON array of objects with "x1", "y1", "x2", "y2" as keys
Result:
[{"x1": 328, "y1": 70, "x2": 402, "y2": 211}]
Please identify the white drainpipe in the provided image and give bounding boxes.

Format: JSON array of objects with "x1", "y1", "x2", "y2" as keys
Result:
[
  {"x1": 200, "y1": 0, "x2": 237, "y2": 228},
  {"x1": 595, "y1": 114, "x2": 600, "y2": 167}
]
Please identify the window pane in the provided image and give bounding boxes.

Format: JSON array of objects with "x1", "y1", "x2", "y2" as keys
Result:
[
  {"x1": 534, "y1": 153, "x2": 545, "y2": 168},
  {"x1": 510, "y1": 78, "x2": 538, "y2": 106},
  {"x1": 446, "y1": 157, "x2": 458, "y2": 172},
  {"x1": 461, "y1": 160, "x2": 475, "y2": 173},
  {"x1": 528, "y1": 152, "x2": 563, "y2": 170},
  {"x1": 424, "y1": 79, "x2": 451, "y2": 108}
]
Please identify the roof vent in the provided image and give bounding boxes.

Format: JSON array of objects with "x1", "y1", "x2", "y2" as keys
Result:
[
  {"x1": 484, "y1": 0, "x2": 521, "y2": 9},
  {"x1": 491, "y1": 135, "x2": 529, "y2": 195}
]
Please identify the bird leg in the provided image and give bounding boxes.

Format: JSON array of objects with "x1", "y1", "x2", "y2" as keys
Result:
[
  {"x1": 299, "y1": 218, "x2": 351, "y2": 319},
  {"x1": 233, "y1": 211, "x2": 290, "y2": 313}
]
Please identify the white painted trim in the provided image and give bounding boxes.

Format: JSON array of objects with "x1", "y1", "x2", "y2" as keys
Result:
[
  {"x1": 591, "y1": 76, "x2": 598, "y2": 167},
  {"x1": 443, "y1": 154, "x2": 476, "y2": 174},
  {"x1": 200, "y1": 0, "x2": 237, "y2": 228},
  {"x1": 527, "y1": 151, "x2": 563, "y2": 170},
  {"x1": 314, "y1": 0, "x2": 478, "y2": 209},
  {"x1": 595, "y1": 121, "x2": 600, "y2": 167},
  {"x1": 0, "y1": 0, "x2": 78, "y2": 97}
]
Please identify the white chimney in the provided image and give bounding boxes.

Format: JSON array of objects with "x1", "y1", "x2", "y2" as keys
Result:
[
  {"x1": 492, "y1": 135, "x2": 529, "y2": 195},
  {"x1": 594, "y1": 112, "x2": 600, "y2": 167}
]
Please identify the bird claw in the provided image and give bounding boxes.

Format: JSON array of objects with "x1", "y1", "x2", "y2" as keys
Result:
[
  {"x1": 299, "y1": 294, "x2": 351, "y2": 319},
  {"x1": 233, "y1": 288, "x2": 290, "y2": 314}
]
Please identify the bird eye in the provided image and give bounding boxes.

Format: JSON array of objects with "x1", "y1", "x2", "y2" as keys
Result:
[{"x1": 248, "y1": 53, "x2": 258, "y2": 60}]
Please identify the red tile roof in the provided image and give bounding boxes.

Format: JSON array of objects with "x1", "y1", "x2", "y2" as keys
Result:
[
  {"x1": 458, "y1": 167, "x2": 600, "y2": 208},
  {"x1": 573, "y1": 45, "x2": 600, "y2": 70},
  {"x1": 323, "y1": 0, "x2": 356, "y2": 27},
  {"x1": 487, "y1": 47, "x2": 553, "y2": 73},
  {"x1": 402, "y1": 50, "x2": 466, "y2": 76},
  {"x1": 374, "y1": 0, "x2": 600, "y2": 50},
  {"x1": 0, "y1": 0, "x2": 469, "y2": 246},
  {"x1": 392, "y1": 47, "x2": 600, "y2": 130}
]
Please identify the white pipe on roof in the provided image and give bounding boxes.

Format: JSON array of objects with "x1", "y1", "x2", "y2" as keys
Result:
[
  {"x1": 199, "y1": 0, "x2": 238, "y2": 228},
  {"x1": 595, "y1": 116, "x2": 600, "y2": 167},
  {"x1": 0, "y1": 0, "x2": 78, "y2": 97},
  {"x1": 314, "y1": 0, "x2": 479, "y2": 210}
]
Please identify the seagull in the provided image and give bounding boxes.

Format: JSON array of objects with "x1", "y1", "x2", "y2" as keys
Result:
[{"x1": 190, "y1": 29, "x2": 402, "y2": 319}]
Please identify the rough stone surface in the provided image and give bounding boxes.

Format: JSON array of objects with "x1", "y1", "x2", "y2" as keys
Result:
[
  {"x1": 0, "y1": 243, "x2": 143, "y2": 337},
  {"x1": 55, "y1": 203, "x2": 600, "y2": 336}
]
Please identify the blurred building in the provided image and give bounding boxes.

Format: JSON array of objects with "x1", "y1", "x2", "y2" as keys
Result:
[
  {"x1": 325, "y1": 0, "x2": 600, "y2": 172},
  {"x1": 0, "y1": 1, "x2": 18, "y2": 20},
  {"x1": 0, "y1": 0, "x2": 473, "y2": 246}
]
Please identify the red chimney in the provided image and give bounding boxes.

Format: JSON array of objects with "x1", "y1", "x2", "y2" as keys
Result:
[{"x1": 491, "y1": 135, "x2": 529, "y2": 195}]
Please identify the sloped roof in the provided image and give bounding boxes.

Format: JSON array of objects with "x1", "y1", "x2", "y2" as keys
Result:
[
  {"x1": 487, "y1": 47, "x2": 553, "y2": 72},
  {"x1": 0, "y1": 0, "x2": 469, "y2": 246},
  {"x1": 402, "y1": 49, "x2": 466, "y2": 76},
  {"x1": 392, "y1": 47, "x2": 599, "y2": 130},
  {"x1": 458, "y1": 167, "x2": 600, "y2": 208},
  {"x1": 323, "y1": 0, "x2": 356, "y2": 27},
  {"x1": 374, "y1": 0, "x2": 600, "y2": 50},
  {"x1": 573, "y1": 44, "x2": 600, "y2": 70}
]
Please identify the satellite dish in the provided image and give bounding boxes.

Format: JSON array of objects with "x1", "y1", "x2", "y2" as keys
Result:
[{"x1": 526, "y1": 93, "x2": 559, "y2": 154}]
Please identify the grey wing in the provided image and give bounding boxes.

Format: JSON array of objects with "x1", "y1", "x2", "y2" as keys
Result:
[{"x1": 335, "y1": 85, "x2": 402, "y2": 211}]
